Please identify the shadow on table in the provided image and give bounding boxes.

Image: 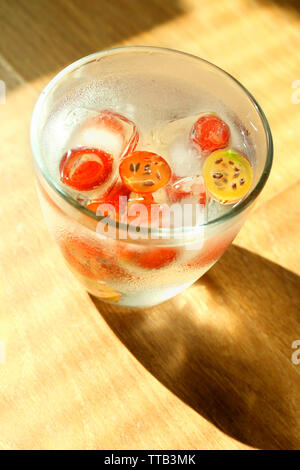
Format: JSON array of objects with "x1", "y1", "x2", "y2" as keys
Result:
[
  {"x1": 91, "y1": 245, "x2": 300, "y2": 449},
  {"x1": 259, "y1": 0, "x2": 300, "y2": 14},
  {"x1": 0, "y1": 0, "x2": 184, "y2": 91}
]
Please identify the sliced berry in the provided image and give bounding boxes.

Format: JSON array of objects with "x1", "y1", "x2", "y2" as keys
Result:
[
  {"x1": 190, "y1": 114, "x2": 230, "y2": 154},
  {"x1": 58, "y1": 237, "x2": 106, "y2": 279},
  {"x1": 87, "y1": 186, "x2": 159, "y2": 226},
  {"x1": 202, "y1": 149, "x2": 253, "y2": 204},
  {"x1": 135, "y1": 247, "x2": 178, "y2": 269},
  {"x1": 119, "y1": 151, "x2": 171, "y2": 194},
  {"x1": 60, "y1": 147, "x2": 113, "y2": 191},
  {"x1": 59, "y1": 236, "x2": 131, "y2": 280},
  {"x1": 86, "y1": 182, "x2": 131, "y2": 219},
  {"x1": 118, "y1": 245, "x2": 178, "y2": 270}
]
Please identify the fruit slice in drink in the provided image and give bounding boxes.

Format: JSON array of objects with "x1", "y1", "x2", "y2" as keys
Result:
[
  {"x1": 86, "y1": 182, "x2": 131, "y2": 219},
  {"x1": 60, "y1": 147, "x2": 113, "y2": 191},
  {"x1": 119, "y1": 151, "x2": 172, "y2": 194},
  {"x1": 202, "y1": 149, "x2": 253, "y2": 204},
  {"x1": 118, "y1": 244, "x2": 178, "y2": 270},
  {"x1": 58, "y1": 235, "x2": 131, "y2": 281}
]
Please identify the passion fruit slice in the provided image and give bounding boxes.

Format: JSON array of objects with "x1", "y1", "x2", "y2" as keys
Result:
[{"x1": 202, "y1": 149, "x2": 253, "y2": 204}]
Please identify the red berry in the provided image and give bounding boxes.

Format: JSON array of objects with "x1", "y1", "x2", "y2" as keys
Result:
[
  {"x1": 60, "y1": 147, "x2": 113, "y2": 191},
  {"x1": 190, "y1": 114, "x2": 230, "y2": 154},
  {"x1": 135, "y1": 247, "x2": 178, "y2": 269},
  {"x1": 58, "y1": 237, "x2": 106, "y2": 280},
  {"x1": 118, "y1": 245, "x2": 178, "y2": 270},
  {"x1": 59, "y1": 236, "x2": 131, "y2": 280},
  {"x1": 86, "y1": 182, "x2": 131, "y2": 218}
]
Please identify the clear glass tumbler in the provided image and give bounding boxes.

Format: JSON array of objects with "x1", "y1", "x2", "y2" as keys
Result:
[{"x1": 31, "y1": 47, "x2": 273, "y2": 308}]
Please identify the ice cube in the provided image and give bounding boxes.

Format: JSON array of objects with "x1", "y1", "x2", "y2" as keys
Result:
[
  {"x1": 73, "y1": 125, "x2": 123, "y2": 157},
  {"x1": 166, "y1": 174, "x2": 207, "y2": 205},
  {"x1": 169, "y1": 136, "x2": 203, "y2": 177},
  {"x1": 67, "y1": 110, "x2": 139, "y2": 159},
  {"x1": 60, "y1": 110, "x2": 139, "y2": 202},
  {"x1": 152, "y1": 115, "x2": 197, "y2": 146},
  {"x1": 152, "y1": 115, "x2": 205, "y2": 178}
]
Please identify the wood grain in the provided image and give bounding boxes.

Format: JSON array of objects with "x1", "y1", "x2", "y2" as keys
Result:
[{"x1": 0, "y1": 0, "x2": 299, "y2": 450}]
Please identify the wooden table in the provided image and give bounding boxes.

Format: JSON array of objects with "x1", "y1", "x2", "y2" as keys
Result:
[{"x1": 0, "y1": 0, "x2": 299, "y2": 450}]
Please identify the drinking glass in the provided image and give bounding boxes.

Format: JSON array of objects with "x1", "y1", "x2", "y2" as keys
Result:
[{"x1": 31, "y1": 47, "x2": 273, "y2": 307}]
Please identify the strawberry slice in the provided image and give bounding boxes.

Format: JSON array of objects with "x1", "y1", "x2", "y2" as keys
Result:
[{"x1": 60, "y1": 147, "x2": 113, "y2": 191}]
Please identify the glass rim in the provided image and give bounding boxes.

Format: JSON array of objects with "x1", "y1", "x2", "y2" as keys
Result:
[{"x1": 31, "y1": 45, "x2": 273, "y2": 235}]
